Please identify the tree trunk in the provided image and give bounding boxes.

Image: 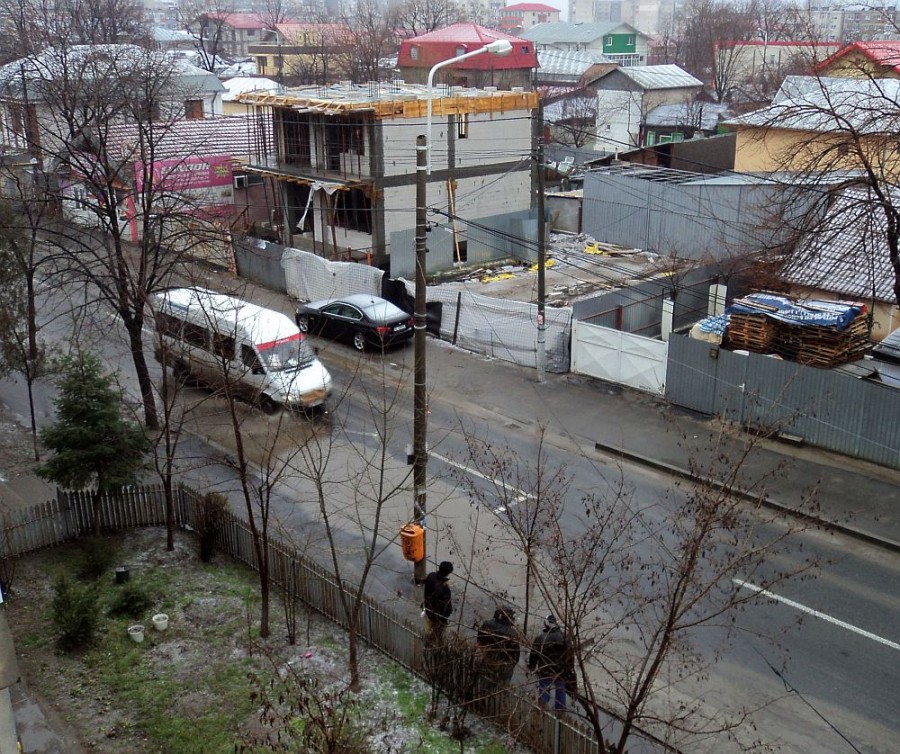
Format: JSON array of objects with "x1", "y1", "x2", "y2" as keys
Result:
[
  {"x1": 124, "y1": 318, "x2": 159, "y2": 430},
  {"x1": 91, "y1": 487, "x2": 103, "y2": 537}
]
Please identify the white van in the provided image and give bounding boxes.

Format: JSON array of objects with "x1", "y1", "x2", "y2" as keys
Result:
[{"x1": 153, "y1": 287, "x2": 332, "y2": 413}]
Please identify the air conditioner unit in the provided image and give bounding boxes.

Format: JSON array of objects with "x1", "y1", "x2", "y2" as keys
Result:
[{"x1": 233, "y1": 174, "x2": 249, "y2": 190}]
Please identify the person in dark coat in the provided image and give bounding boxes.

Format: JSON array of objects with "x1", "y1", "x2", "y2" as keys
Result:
[
  {"x1": 527, "y1": 614, "x2": 572, "y2": 710},
  {"x1": 422, "y1": 561, "x2": 453, "y2": 641},
  {"x1": 477, "y1": 607, "x2": 521, "y2": 683}
]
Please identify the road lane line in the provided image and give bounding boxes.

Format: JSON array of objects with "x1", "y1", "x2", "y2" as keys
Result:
[
  {"x1": 733, "y1": 578, "x2": 900, "y2": 651},
  {"x1": 430, "y1": 451, "x2": 532, "y2": 513}
]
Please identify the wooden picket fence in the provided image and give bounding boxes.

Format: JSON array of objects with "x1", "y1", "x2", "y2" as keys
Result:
[{"x1": 0, "y1": 483, "x2": 673, "y2": 754}]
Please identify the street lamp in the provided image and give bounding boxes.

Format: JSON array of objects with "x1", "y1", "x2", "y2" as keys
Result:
[
  {"x1": 425, "y1": 38, "x2": 513, "y2": 174},
  {"x1": 412, "y1": 38, "x2": 513, "y2": 583}
]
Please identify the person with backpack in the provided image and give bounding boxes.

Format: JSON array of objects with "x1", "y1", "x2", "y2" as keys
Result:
[
  {"x1": 527, "y1": 613, "x2": 573, "y2": 711},
  {"x1": 476, "y1": 607, "x2": 521, "y2": 684}
]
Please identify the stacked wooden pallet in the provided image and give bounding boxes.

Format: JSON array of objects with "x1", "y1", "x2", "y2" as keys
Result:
[
  {"x1": 725, "y1": 294, "x2": 871, "y2": 368},
  {"x1": 725, "y1": 313, "x2": 778, "y2": 352},
  {"x1": 776, "y1": 312, "x2": 871, "y2": 367}
]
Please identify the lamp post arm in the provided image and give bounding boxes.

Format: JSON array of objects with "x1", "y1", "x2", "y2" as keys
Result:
[{"x1": 425, "y1": 41, "x2": 512, "y2": 174}]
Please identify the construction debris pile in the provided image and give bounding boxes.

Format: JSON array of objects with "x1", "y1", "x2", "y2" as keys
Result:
[{"x1": 723, "y1": 293, "x2": 871, "y2": 368}]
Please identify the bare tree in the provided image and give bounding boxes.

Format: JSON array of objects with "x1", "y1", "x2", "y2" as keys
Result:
[
  {"x1": 545, "y1": 88, "x2": 599, "y2": 149},
  {"x1": 0, "y1": 181, "x2": 55, "y2": 461},
  {"x1": 179, "y1": 0, "x2": 236, "y2": 72},
  {"x1": 743, "y1": 69, "x2": 900, "y2": 311},
  {"x1": 341, "y1": 0, "x2": 401, "y2": 84},
  {"x1": 0, "y1": 41, "x2": 233, "y2": 430},
  {"x1": 459, "y1": 423, "x2": 821, "y2": 753},
  {"x1": 389, "y1": 0, "x2": 466, "y2": 36},
  {"x1": 287, "y1": 354, "x2": 416, "y2": 691}
]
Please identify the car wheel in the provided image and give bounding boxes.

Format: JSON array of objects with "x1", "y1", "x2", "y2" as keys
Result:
[
  {"x1": 352, "y1": 331, "x2": 367, "y2": 352},
  {"x1": 260, "y1": 395, "x2": 280, "y2": 415},
  {"x1": 296, "y1": 313, "x2": 310, "y2": 333}
]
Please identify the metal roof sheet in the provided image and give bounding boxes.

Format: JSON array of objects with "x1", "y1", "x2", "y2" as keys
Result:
[
  {"x1": 222, "y1": 76, "x2": 279, "y2": 101},
  {"x1": 783, "y1": 187, "x2": 897, "y2": 302},
  {"x1": 618, "y1": 64, "x2": 702, "y2": 90},
  {"x1": 536, "y1": 48, "x2": 609, "y2": 78},
  {"x1": 522, "y1": 21, "x2": 638, "y2": 44},
  {"x1": 725, "y1": 75, "x2": 900, "y2": 133},
  {"x1": 644, "y1": 101, "x2": 729, "y2": 129}
]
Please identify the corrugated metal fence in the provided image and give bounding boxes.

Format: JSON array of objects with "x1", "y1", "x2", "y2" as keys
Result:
[
  {"x1": 0, "y1": 484, "x2": 676, "y2": 754},
  {"x1": 667, "y1": 335, "x2": 900, "y2": 468}
]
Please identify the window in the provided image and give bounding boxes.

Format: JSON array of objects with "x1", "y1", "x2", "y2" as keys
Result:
[
  {"x1": 155, "y1": 312, "x2": 181, "y2": 338},
  {"x1": 456, "y1": 46, "x2": 466, "y2": 56},
  {"x1": 522, "y1": 45, "x2": 530, "y2": 54},
  {"x1": 213, "y1": 333, "x2": 235, "y2": 361},
  {"x1": 258, "y1": 55, "x2": 267, "y2": 68},
  {"x1": 241, "y1": 344, "x2": 262, "y2": 371},
  {"x1": 185, "y1": 99, "x2": 203, "y2": 119},
  {"x1": 457, "y1": 113, "x2": 469, "y2": 139},
  {"x1": 182, "y1": 322, "x2": 210, "y2": 349},
  {"x1": 410, "y1": 46, "x2": 419, "y2": 60},
  {"x1": 628, "y1": 35, "x2": 635, "y2": 45},
  {"x1": 605, "y1": 36, "x2": 613, "y2": 45}
]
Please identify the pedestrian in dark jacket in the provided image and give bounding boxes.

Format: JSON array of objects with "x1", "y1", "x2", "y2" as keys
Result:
[
  {"x1": 527, "y1": 614, "x2": 572, "y2": 710},
  {"x1": 422, "y1": 561, "x2": 453, "y2": 641},
  {"x1": 477, "y1": 607, "x2": 521, "y2": 683}
]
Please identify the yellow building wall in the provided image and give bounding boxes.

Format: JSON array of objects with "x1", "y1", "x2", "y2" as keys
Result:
[
  {"x1": 818, "y1": 51, "x2": 900, "y2": 79},
  {"x1": 732, "y1": 125, "x2": 900, "y2": 178}
]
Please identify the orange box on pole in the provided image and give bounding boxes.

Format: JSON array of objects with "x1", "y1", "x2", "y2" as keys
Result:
[{"x1": 400, "y1": 523, "x2": 424, "y2": 562}]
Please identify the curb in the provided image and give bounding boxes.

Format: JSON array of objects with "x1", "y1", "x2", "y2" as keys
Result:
[{"x1": 593, "y1": 442, "x2": 900, "y2": 556}]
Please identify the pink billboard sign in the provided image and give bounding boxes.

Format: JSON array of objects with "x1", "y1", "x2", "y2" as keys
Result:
[{"x1": 134, "y1": 156, "x2": 234, "y2": 192}]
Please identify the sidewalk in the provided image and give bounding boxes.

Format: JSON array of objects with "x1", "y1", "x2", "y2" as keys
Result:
[{"x1": 2, "y1": 269, "x2": 898, "y2": 750}]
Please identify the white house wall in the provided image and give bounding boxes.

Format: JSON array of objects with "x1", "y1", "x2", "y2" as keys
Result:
[
  {"x1": 595, "y1": 90, "x2": 641, "y2": 152},
  {"x1": 382, "y1": 171, "x2": 530, "y2": 241},
  {"x1": 379, "y1": 109, "x2": 533, "y2": 176}
]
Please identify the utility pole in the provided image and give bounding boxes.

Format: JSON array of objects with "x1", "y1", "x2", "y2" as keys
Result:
[
  {"x1": 535, "y1": 100, "x2": 547, "y2": 383},
  {"x1": 413, "y1": 134, "x2": 428, "y2": 584}
]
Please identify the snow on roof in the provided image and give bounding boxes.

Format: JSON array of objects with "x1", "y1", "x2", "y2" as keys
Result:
[
  {"x1": 644, "y1": 101, "x2": 730, "y2": 129},
  {"x1": 618, "y1": 64, "x2": 702, "y2": 90},
  {"x1": 724, "y1": 75, "x2": 900, "y2": 134},
  {"x1": 222, "y1": 76, "x2": 279, "y2": 101},
  {"x1": 522, "y1": 21, "x2": 641, "y2": 44},
  {"x1": 783, "y1": 187, "x2": 897, "y2": 302},
  {"x1": 536, "y1": 48, "x2": 610, "y2": 79},
  {"x1": 105, "y1": 115, "x2": 271, "y2": 161}
]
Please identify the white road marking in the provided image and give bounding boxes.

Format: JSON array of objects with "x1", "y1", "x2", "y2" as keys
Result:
[
  {"x1": 429, "y1": 451, "x2": 532, "y2": 513},
  {"x1": 733, "y1": 578, "x2": 900, "y2": 651}
]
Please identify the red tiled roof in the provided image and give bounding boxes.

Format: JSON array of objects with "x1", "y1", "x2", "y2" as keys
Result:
[
  {"x1": 816, "y1": 40, "x2": 900, "y2": 74},
  {"x1": 397, "y1": 23, "x2": 537, "y2": 70},
  {"x1": 501, "y1": 3, "x2": 561, "y2": 12},
  {"x1": 106, "y1": 115, "x2": 271, "y2": 162}
]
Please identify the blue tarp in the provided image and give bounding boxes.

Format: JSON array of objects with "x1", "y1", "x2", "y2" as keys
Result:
[{"x1": 727, "y1": 293, "x2": 863, "y2": 331}]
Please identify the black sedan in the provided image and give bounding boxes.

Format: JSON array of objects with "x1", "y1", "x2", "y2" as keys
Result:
[{"x1": 295, "y1": 294, "x2": 414, "y2": 352}]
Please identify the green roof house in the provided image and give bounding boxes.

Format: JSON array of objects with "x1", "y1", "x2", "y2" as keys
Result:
[{"x1": 522, "y1": 21, "x2": 648, "y2": 67}]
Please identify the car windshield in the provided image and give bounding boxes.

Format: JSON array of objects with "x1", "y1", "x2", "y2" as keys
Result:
[{"x1": 257, "y1": 333, "x2": 316, "y2": 372}]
